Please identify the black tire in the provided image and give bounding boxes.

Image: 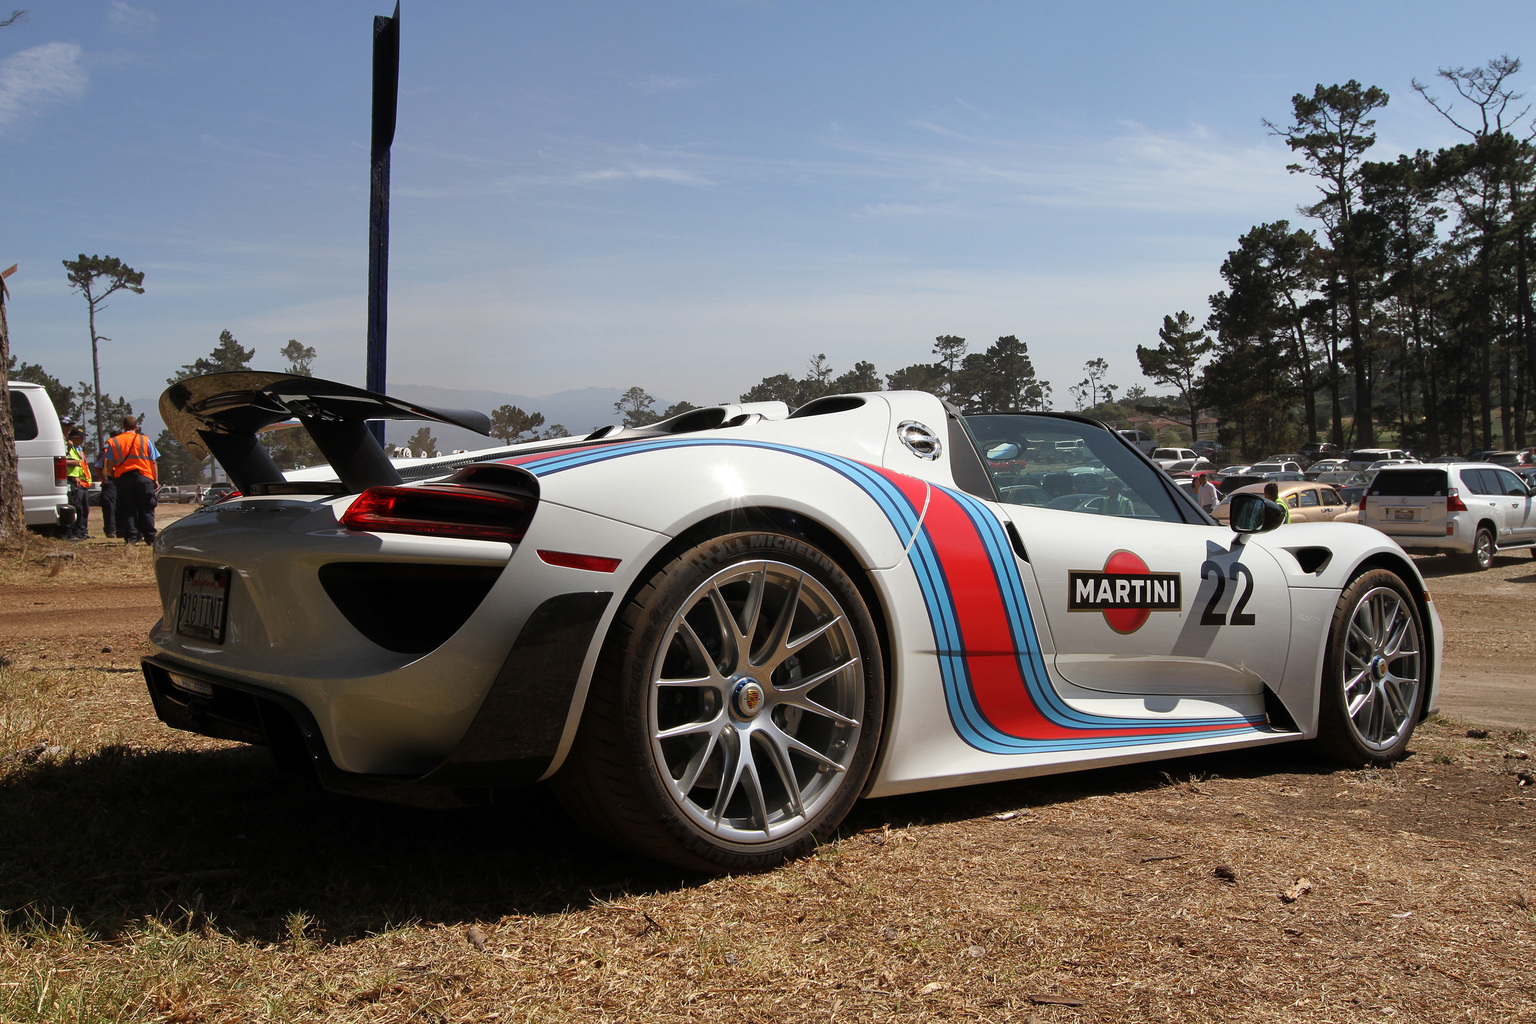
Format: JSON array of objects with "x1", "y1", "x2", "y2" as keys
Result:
[
  {"x1": 1313, "y1": 569, "x2": 1426, "y2": 765},
  {"x1": 1462, "y1": 526, "x2": 1495, "y2": 571},
  {"x1": 553, "y1": 531, "x2": 884, "y2": 872}
]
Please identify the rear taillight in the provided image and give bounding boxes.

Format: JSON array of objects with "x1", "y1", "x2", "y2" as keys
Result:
[
  {"x1": 54, "y1": 456, "x2": 68, "y2": 486},
  {"x1": 1447, "y1": 488, "x2": 1467, "y2": 512},
  {"x1": 340, "y1": 485, "x2": 535, "y2": 544},
  {"x1": 1358, "y1": 494, "x2": 1366, "y2": 512}
]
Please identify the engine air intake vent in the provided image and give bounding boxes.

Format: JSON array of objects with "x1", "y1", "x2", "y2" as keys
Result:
[
  {"x1": 788, "y1": 396, "x2": 866, "y2": 418},
  {"x1": 1287, "y1": 547, "x2": 1332, "y2": 575}
]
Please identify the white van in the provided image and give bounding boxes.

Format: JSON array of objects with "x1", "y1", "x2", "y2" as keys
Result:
[{"x1": 8, "y1": 382, "x2": 73, "y2": 530}]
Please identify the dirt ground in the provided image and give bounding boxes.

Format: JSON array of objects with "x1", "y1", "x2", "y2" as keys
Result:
[{"x1": 1, "y1": 516, "x2": 1533, "y2": 1022}]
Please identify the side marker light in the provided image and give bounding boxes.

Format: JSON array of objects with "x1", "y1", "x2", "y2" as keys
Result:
[{"x1": 537, "y1": 550, "x2": 621, "y2": 573}]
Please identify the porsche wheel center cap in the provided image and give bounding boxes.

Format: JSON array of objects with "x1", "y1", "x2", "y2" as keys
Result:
[
  {"x1": 732, "y1": 679, "x2": 766, "y2": 719},
  {"x1": 1370, "y1": 656, "x2": 1388, "y2": 682}
]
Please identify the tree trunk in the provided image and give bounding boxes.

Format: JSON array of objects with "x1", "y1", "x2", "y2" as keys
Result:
[
  {"x1": 1344, "y1": 262, "x2": 1373, "y2": 447},
  {"x1": 88, "y1": 292, "x2": 105, "y2": 456},
  {"x1": 0, "y1": 292, "x2": 26, "y2": 544},
  {"x1": 1327, "y1": 285, "x2": 1345, "y2": 444}
]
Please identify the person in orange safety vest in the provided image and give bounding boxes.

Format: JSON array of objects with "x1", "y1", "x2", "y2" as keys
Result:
[{"x1": 102, "y1": 415, "x2": 161, "y2": 545}]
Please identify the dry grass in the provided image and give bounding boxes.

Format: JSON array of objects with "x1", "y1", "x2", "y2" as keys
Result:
[{"x1": 1, "y1": 533, "x2": 1533, "y2": 1021}]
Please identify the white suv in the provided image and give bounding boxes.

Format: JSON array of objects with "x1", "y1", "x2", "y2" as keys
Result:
[
  {"x1": 8, "y1": 381, "x2": 73, "y2": 530},
  {"x1": 1362, "y1": 463, "x2": 1535, "y2": 570}
]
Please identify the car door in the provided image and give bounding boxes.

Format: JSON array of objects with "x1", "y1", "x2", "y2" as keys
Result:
[
  {"x1": 1292, "y1": 486, "x2": 1322, "y2": 521},
  {"x1": 1007, "y1": 506, "x2": 1292, "y2": 698},
  {"x1": 1489, "y1": 468, "x2": 1536, "y2": 542},
  {"x1": 1315, "y1": 485, "x2": 1345, "y2": 521}
]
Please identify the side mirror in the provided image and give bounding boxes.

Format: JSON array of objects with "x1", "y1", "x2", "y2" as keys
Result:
[{"x1": 1230, "y1": 492, "x2": 1286, "y2": 534}]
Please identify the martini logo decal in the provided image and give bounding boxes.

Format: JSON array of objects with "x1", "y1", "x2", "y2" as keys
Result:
[{"x1": 1067, "y1": 550, "x2": 1181, "y2": 634}]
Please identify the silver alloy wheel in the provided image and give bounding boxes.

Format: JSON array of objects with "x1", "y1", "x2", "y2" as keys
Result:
[
  {"x1": 1474, "y1": 529, "x2": 1495, "y2": 569},
  {"x1": 1339, "y1": 585, "x2": 1423, "y2": 752},
  {"x1": 647, "y1": 559, "x2": 865, "y2": 844}
]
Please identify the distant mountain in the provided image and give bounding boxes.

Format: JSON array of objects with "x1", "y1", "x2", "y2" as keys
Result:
[{"x1": 386, "y1": 384, "x2": 666, "y2": 452}]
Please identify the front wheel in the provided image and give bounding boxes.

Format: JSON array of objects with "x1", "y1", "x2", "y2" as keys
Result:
[
  {"x1": 1313, "y1": 569, "x2": 1425, "y2": 765},
  {"x1": 554, "y1": 531, "x2": 884, "y2": 872}
]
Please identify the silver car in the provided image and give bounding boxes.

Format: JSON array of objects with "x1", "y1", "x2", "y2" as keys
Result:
[{"x1": 1361, "y1": 463, "x2": 1536, "y2": 569}]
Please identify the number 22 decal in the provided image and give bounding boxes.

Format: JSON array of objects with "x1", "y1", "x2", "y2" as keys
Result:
[{"x1": 1199, "y1": 560, "x2": 1256, "y2": 626}]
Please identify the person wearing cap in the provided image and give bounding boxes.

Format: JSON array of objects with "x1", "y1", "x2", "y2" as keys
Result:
[
  {"x1": 1196, "y1": 472, "x2": 1219, "y2": 514},
  {"x1": 63, "y1": 426, "x2": 93, "y2": 539},
  {"x1": 101, "y1": 414, "x2": 161, "y2": 545}
]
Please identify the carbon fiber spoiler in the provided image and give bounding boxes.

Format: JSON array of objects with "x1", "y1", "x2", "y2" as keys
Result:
[{"x1": 160, "y1": 371, "x2": 491, "y2": 494}]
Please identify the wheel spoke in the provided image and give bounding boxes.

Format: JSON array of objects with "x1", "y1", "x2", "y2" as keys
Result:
[
  {"x1": 655, "y1": 716, "x2": 721, "y2": 742},
  {"x1": 673, "y1": 618, "x2": 728, "y2": 684},
  {"x1": 778, "y1": 729, "x2": 848, "y2": 774},
  {"x1": 674, "y1": 727, "x2": 722, "y2": 797},
  {"x1": 774, "y1": 654, "x2": 859, "y2": 697},
  {"x1": 780, "y1": 695, "x2": 861, "y2": 728},
  {"x1": 1380, "y1": 675, "x2": 1412, "y2": 722},
  {"x1": 709, "y1": 731, "x2": 748, "y2": 825},
  {"x1": 753, "y1": 571, "x2": 805, "y2": 667},
  {"x1": 759, "y1": 729, "x2": 807, "y2": 819},
  {"x1": 1347, "y1": 684, "x2": 1372, "y2": 718},
  {"x1": 705, "y1": 586, "x2": 743, "y2": 675}
]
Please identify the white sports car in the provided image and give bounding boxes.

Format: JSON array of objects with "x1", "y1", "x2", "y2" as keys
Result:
[{"x1": 144, "y1": 372, "x2": 1442, "y2": 872}]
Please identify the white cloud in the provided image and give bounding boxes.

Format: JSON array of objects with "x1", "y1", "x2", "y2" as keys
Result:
[
  {"x1": 575, "y1": 166, "x2": 712, "y2": 187},
  {"x1": 106, "y1": 1, "x2": 157, "y2": 36},
  {"x1": 0, "y1": 42, "x2": 89, "y2": 133},
  {"x1": 629, "y1": 74, "x2": 700, "y2": 94}
]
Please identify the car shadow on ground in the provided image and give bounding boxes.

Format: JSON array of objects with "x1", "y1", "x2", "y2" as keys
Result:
[
  {"x1": 1412, "y1": 553, "x2": 1534, "y2": 578},
  {"x1": 0, "y1": 739, "x2": 1349, "y2": 945}
]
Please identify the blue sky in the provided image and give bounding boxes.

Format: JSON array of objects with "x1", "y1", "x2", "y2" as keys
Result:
[{"x1": 3, "y1": 1, "x2": 1528, "y2": 422}]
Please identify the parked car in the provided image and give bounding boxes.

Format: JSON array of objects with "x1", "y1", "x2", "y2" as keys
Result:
[
  {"x1": 1117, "y1": 429, "x2": 1155, "y2": 454},
  {"x1": 1163, "y1": 458, "x2": 1216, "y2": 477},
  {"x1": 142, "y1": 370, "x2": 1444, "y2": 872},
  {"x1": 1216, "y1": 465, "x2": 1251, "y2": 477},
  {"x1": 199, "y1": 483, "x2": 237, "y2": 505},
  {"x1": 1300, "y1": 442, "x2": 1340, "y2": 460},
  {"x1": 1264, "y1": 452, "x2": 1315, "y2": 469},
  {"x1": 157, "y1": 485, "x2": 203, "y2": 504},
  {"x1": 1190, "y1": 440, "x2": 1228, "y2": 461},
  {"x1": 1483, "y1": 451, "x2": 1523, "y2": 466},
  {"x1": 1360, "y1": 463, "x2": 1536, "y2": 569},
  {"x1": 1211, "y1": 481, "x2": 1351, "y2": 524},
  {"x1": 1150, "y1": 447, "x2": 1199, "y2": 468},
  {"x1": 8, "y1": 381, "x2": 74, "y2": 531},
  {"x1": 1305, "y1": 458, "x2": 1351, "y2": 479},
  {"x1": 1247, "y1": 460, "x2": 1303, "y2": 476},
  {"x1": 1342, "y1": 448, "x2": 1411, "y2": 471}
]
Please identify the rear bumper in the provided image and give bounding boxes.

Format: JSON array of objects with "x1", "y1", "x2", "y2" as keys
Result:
[{"x1": 142, "y1": 591, "x2": 611, "y2": 805}]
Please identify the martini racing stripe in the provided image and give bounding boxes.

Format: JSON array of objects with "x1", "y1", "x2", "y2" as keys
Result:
[{"x1": 507, "y1": 439, "x2": 1268, "y2": 753}]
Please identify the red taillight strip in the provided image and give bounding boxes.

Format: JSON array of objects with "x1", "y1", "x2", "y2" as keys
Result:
[
  {"x1": 1446, "y1": 488, "x2": 1467, "y2": 512},
  {"x1": 537, "y1": 549, "x2": 621, "y2": 573},
  {"x1": 340, "y1": 485, "x2": 535, "y2": 544}
]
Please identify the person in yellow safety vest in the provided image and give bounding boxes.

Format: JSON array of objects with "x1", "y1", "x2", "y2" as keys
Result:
[
  {"x1": 102, "y1": 415, "x2": 161, "y2": 546},
  {"x1": 1262, "y1": 481, "x2": 1292, "y2": 523},
  {"x1": 1101, "y1": 478, "x2": 1134, "y2": 516},
  {"x1": 63, "y1": 426, "x2": 92, "y2": 540}
]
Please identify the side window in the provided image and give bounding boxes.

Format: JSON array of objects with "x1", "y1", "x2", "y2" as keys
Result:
[
  {"x1": 1285, "y1": 493, "x2": 1300, "y2": 508},
  {"x1": 965, "y1": 414, "x2": 1193, "y2": 523},
  {"x1": 1320, "y1": 487, "x2": 1343, "y2": 505},
  {"x1": 1492, "y1": 468, "x2": 1528, "y2": 496},
  {"x1": 1297, "y1": 489, "x2": 1320, "y2": 507},
  {"x1": 1462, "y1": 469, "x2": 1496, "y2": 495},
  {"x1": 10, "y1": 392, "x2": 39, "y2": 441}
]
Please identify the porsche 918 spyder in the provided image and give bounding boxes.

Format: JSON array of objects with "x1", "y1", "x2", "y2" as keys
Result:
[{"x1": 143, "y1": 372, "x2": 1441, "y2": 872}]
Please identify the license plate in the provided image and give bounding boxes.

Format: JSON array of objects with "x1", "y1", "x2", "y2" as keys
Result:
[
  {"x1": 177, "y1": 566, "x2": 231, "y2": 643},
  {"x1": 1393, "y1": 508, "x2": 1416, "y2": 521}
]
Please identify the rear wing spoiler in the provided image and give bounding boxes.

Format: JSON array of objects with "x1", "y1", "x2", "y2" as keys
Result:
[{"x1": 160, "y1": 371, "x2": 490, "y2": 494}]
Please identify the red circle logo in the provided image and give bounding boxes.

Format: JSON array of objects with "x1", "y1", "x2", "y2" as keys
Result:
[{"x1": 1102, "y1": 549, "x2": 1152, "y2": 634}]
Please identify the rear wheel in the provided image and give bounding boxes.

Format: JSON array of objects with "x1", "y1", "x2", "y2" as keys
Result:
[
  {"x1": 1464, "y1": 527, "x2": 1495, "y2": 571},
  {"x1": 554, "y1": 531, "x2": 884, "y2": 872},
  {"x1": 1313, "y1": 569, "x2": 1425, "y2": 765}
]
